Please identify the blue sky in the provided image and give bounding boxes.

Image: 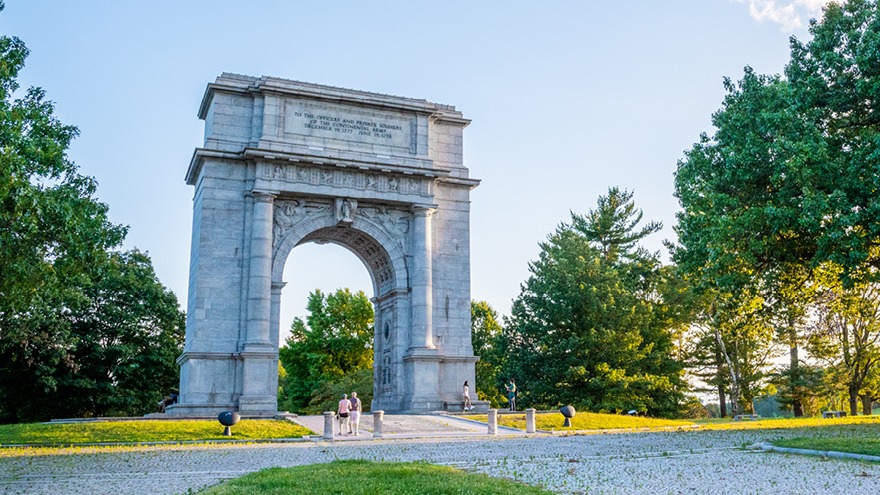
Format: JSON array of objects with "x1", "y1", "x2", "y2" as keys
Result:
[{"x1": 4, "y1": 1, "x2": 832, "y2": 339}]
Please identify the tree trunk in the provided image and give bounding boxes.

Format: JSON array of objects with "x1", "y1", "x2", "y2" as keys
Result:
[
  {"x1": 715, "y1": 345, "x2": 728, "y2": 418},
  {"x1": 862, "y1": 395, "x2": 873, "y2": 416},
  {"x1": 849, "y1": 386, "x2": 859, "y2": 416},
  {"x1": 789, "y1": 327, "x2": 804, "y2": 417},
  {"x1": 714, "y1": 325, "x2": 739, "y2": 417}
]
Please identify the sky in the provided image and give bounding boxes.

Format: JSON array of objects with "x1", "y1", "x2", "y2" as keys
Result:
[{"x1": 4, "y1": 0, "x2": 834, "y2": 341}]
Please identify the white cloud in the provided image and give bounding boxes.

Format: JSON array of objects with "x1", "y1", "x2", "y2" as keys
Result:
[{"x1": 736, "y1": 0, "x2": 837, "y2": 30}]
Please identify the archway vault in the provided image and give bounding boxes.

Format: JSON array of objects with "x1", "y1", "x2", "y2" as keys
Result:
[
  {"x1": 271, "y1": 197, "x2": 411, "y2": 298},
  {"x1": 169, "y1": 73, "x2": 482, "y2": 416}
]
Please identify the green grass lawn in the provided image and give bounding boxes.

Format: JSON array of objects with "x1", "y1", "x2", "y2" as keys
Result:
[
  {"x1": 773, "y1": 437, "x2": 880, "y2": 456},
  {"x1": 695, "y1": 415, "x2": 880, "y2": 431},
  {"x1": 0, "y1": 419, "x2": 313, "y2": 445},
  {"x1": 769, "y1": 422, "x2": 880, "y2": 456},
  {"x1": 475, "y1": 412, "x2": 695, "y2": 431},
  {"x1": 196, "y1": 459, "x2": 553, "y2": 495}
]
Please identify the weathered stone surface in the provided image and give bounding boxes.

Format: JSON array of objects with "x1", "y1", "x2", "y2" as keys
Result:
[{"x1": 170, "y1": 74, "x2": 480, "y2": 416}]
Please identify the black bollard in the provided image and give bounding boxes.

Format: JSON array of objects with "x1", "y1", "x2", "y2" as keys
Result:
[
  {"x1": 560, "y1": 405, "x2": 576, "y2": 428},
  {"x1": 218, "y1": 411, "x2": 241, "y2": 436}
]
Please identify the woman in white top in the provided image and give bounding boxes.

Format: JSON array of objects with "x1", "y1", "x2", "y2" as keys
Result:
[{"x1": 463, "y1": 381, "x2": 473, "y2": 411}]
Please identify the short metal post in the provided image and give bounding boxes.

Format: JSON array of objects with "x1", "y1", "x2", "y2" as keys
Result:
[
  {"x1": 488, "y1": 409, "x2": 498, "y2": 435},
  {"x1": 526, "y1": 408, "x2": 536, "y2": 433},
  {"x1": 323, "y1": 411, "x2": 335, "y2": 440},
  {"x1": 373, "y1": 410, "x2": 384, "y2": 438}
]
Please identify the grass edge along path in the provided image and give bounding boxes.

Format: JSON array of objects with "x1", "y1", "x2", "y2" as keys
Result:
[
  {"x1": 195, "y1": 459, "x2": 554, "y2": 495},
  {"x1": 768, "y1": 422, "x2": 880, "y2": 457},
  {"x1": 485, "y1": 412, "x2": 695, "y2": 431},
  {"x1": 0, "y1": 419, "x2": 313, "y2": 446},
  {"x1": 476, "y1": 411, "x2": 880, "y2": 434}
]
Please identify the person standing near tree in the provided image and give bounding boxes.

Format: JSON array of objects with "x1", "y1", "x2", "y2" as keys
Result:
[
  {"x1": 349, "y1": 391, "x2": 362, "y2": 436},
  {"x1": 506, "y1": 378, "x2": 517, "y2": 412}
]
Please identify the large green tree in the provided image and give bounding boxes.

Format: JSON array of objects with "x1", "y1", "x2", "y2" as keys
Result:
[
  {"x1": 672, "y1": 67, "x2": 824, "y2": 416},
  {"x1": 786, "y1": 0, "x2": 880, "y2": 279},
  {"x1": 807, "y1": 264, "x2": 880, "y2": 415},
  {"x1": 57, "y1": 250, "x2": 185, "y2": 418},
  {"x1": 278, "y1": 288, "x2": 374, "y2": 414},
  {"x1": 674, "y1": 0, "x2": 880, "y2": 415},
  {"x1": 503, "y1": 188, "x2": 685, "y2": 417},
  {"x1": 471, "y1": 300, "x2": 506, "y2": 407},
  {"x1": 0, "y1": 15, "x2": 183, "y2": 423}
]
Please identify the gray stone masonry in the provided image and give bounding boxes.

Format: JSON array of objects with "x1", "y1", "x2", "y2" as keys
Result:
[{"x1": 170, "y1": 74, "x2": 483, "y2": 416}]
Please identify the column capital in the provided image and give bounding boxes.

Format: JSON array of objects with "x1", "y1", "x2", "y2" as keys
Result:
[
  {"x1": 250, "y1": 190, "x2": 277, "y2": 202},
  {"x1": 411, "y1": 205, "x2": 436, "y2": 217}
]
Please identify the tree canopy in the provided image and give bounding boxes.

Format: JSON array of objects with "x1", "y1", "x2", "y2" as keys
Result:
[
  {"x1": 471, "y1": 301, "x2": 506, "y2": 407},
  {"x1": 0, "y1": 18, "x2": 184, "y2": 423},
  {"x1": 503, "y1": 188, "x2": 685, "y2": 417},
  {"x1": 672, "y1": 0, "x2": 880, "y2": 416},
  {"x1": 278, "y1": 288, "x2": 374, "y2": 414}
]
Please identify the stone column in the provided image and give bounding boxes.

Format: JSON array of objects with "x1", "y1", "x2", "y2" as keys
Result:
[
  {"x1": 239, "y1": 191, "x2": 278, "y2": 414},
  {"x1": 269, "y1": 282, "x2": 286, "y2": 348},
  {"x1": 323, "y1": 411, "x2": 335, "y2": 440},
  {"x1": 372, "y1": 410, "x2": 384, "y2": 438},
  {"x1": 487, "y1": 409, "x2": 498, "y2": 435},
  {"x1": 526, "y1": 408, "x2": 536, "y2": 433},
  {"x1": 245, "y1": 191, "x2": 275, "y2": 349},
  {"x1": 410, "y1": 206, "x2": 435, "y2": 349}
]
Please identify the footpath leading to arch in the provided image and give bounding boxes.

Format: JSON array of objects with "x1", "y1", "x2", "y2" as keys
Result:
[{"x1": 291, "y1": 413, "x2": 524, "y2": 440}]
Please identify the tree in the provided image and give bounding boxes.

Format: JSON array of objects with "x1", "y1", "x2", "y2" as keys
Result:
[
  {"x1": 570, "y1": 187, "x2": 662, "y2": 262},
  {"x1": 698, "y1": 292, "x2": 776, "y2": 416},
  {"x1": 786, "y1": 0, "x2": 880, "y2": 280},
  {"x1": 672, "y1": 67, "x2": 825, "y2": 416},
  {"x1": 674, "y1": 1, "x2": 880, "y2": 416},
  {"x1": 0, "y1": 15, "x2": 126, "y2": 312},
  {"x1": 503, "y1": 189, "x2": 685, "y2": 417},
  {"x1": 0, "y1": 12, "x2": 189, "y2": 423},
  {"x1": 278, "y1": 289, "x2": 374, "y2": 413},
  {"x1": 807, "y1": 264, "x2": 880, "y2": 415},
  {"x1": 59, "y1": 250, "x2": 185, "y2": 418},
  {"x1": 471, "y1": 301, "x2": 505, "y2": 407}
]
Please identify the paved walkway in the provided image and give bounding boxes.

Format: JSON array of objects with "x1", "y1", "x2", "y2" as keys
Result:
[
  {"x1": 1, "y1": 417, "x2": 878, "y2": 494},
  {"x1": 292, "y1": 413, "x2": 522, "y2": 439}
]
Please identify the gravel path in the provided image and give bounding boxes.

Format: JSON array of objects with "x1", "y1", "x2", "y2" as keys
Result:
[{"x1": 1, "y1": 428, "x2": 878, "y2": 494}]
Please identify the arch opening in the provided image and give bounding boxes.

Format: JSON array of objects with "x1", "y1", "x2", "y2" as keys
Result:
[
  {"x1": 272, "y1": 217, "x2": 410, "y2": 412},
  {"x1": 278, "y1": 241, "x2": 373, "y2": 344}
]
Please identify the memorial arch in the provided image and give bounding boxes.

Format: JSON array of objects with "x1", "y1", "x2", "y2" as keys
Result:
[{"x1": 169, "y1": 73, "x2": 482, "y2": 415}]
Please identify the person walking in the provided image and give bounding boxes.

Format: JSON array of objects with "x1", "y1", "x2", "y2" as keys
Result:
[
  {"x1": 337, "y1": 393, "x2": 351, "y2": 435},
  {"x1": 506, "y1": 378, "x2": 517, "y2": 412},
  {"x1": 349, "y1": 392, "x2": 362, "y2": 436},
  {"x1": 462, "y1": 381, "x2": 473, "y2": 411}
]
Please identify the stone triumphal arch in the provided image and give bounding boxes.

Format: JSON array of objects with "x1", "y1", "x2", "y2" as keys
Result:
[{"x1": 168, "y1": 74, "x2": 482, "y2": 416}]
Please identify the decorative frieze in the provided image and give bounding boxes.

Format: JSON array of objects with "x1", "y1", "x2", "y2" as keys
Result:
[{"x1": 261, "y1": 162, "x2": 432, "y2": 197}]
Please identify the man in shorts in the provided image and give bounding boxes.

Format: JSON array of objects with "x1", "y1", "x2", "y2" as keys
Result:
[{"x1": 349, "y1": 392, "x2": 362, "y2": 435}]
